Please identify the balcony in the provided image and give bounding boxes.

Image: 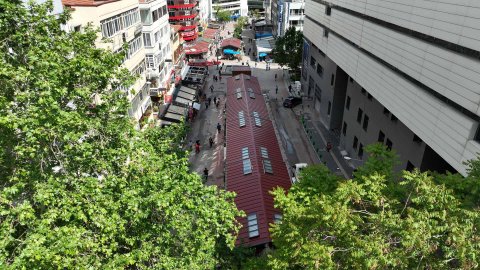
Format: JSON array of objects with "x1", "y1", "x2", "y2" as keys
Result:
[{"x1": 169, "y1": 12, "x2": 198, "y2": 21}]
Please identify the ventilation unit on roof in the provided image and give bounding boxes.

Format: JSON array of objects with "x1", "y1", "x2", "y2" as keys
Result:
[
  {"x1": 236, "y1": 88, "x2": 242, "y2": 99},
  {"x1": 245, "y1": 75, "x2": 251, "y2": 80},
  {"x1": 235, "y1": 75, "x2": 240, "y2": 80}
]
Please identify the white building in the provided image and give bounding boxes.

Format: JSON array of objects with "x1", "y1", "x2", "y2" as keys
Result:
[
  {"x1": 211, "y1": 0, "x2": 248, "y2": 20},
  {"x1": 277, "y1": 0, "x2": 304, "y2": 36},
  {"x1": 301, "y1": 0, "x2": 480, "y2": 176},
  {"x1": 62, "y1": 0, "x2": 172, "y2": 122}
]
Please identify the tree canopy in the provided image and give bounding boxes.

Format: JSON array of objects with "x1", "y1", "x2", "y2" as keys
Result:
[
  {"x1": 215, "y1": 7, "x2": 232, "y2": 23},
  {"x1": 272, "y1": 27, "x2": 303, "y2": 75},
  {"x1": 0, "y1": 1, "x2": 241, "y2": 269},
  {"x1": 268, "y1": 144, "x2": 480, "y2": 269},
  {"x1": 233, "y1": 16, "x2": 248, "y2": 39}
]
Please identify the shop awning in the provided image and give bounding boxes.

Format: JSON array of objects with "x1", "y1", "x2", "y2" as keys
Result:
[
  {"x1": 179, "y1": 86, "x2": 197, "y2": 96},
  {"x1": 224, "y1": 49, "x2": 240, "y2": 55}
]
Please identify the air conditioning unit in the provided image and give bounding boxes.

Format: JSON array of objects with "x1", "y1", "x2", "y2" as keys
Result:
[{"x1": 146, "y1": 68, "x2": 160, "y2": 79}]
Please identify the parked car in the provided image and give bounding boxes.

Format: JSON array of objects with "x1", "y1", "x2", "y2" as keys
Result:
[{"x1": 283, "y1": 96, "x2": 302, "y2": 108}]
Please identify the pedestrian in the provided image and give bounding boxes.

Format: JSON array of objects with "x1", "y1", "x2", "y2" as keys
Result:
[
  {"x1": 216, "y1": 99, "x2": 219, "y2": 108},
  {"x1": 275, "y1": 85, "x2": 278, "y2": 94},
  {"x1": 288, "y1": 84, "x2": 292, "y2": 92},
  {"x1": 195, "y1": 142, "x2": 200, "y2": 153},
  {"x1": 210, "y1": 85, "x2": 214, "y2": 92},
  {"x1": 275, "y1": 73, "x2": 277, "y2": 81},
  {"x1": 203, "y1": 167, "x2": 209, "y2": 181},
  {"x1": 217, "y1": 122, "x2": 222, "y2": 133},
  {"x1": 209, "y1": 136, "x2": 214, "y2": 148},
  {"x1": 326, "y1": 142, "x2": 332, "y2": 152},
  {"x1": 214, "y1": 96, "x2": 217, "y2": 104},
  {"x1": 205, "y1": 100, "x2": 209, "y2": 109},
  {"x1": 219, "y1": 70, "x2": 222, "y2": 76}
]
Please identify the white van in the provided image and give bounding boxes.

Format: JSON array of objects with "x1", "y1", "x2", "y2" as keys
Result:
[{"x1": 291, "y1": 163, "x2": 308, "y2": 184}]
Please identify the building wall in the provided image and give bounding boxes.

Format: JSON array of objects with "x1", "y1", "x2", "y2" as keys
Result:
[
  {"x1": 279, "y1": 1, "x2": 304, "y2": 36},
  {"x1": 302, "y1": 0, "x2": 480, "y2": 175}
]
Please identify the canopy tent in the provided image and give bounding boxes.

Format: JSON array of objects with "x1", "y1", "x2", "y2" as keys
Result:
[
  {"x1": 259, "y1": 52, "x2": 268, "y2": 57},
  {"x1": 224, "y1": 49, "x2": 240, "y2": 55},
  {"x1": 256, "y1": 36, "x2": 275, "y2": 54}
]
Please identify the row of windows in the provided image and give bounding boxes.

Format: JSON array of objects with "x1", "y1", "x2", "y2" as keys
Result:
[
  {"x1": 241, "y1": 146, "x2": 273, "y2": 174},
  {"x1": 153, "y1": 6, "x2": 168, "y2": 22},
  {"x1": 132, "y1": 60, "x2": 146, "y2": 77},
  {"x1": 100, "y1": 8, "x2": 140, "y2": 38},
  {"x1": 127, "y1": 34, "x2": 143, "y2": 59}
]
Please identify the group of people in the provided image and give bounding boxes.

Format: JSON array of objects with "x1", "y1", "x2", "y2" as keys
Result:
[{"x1": 205, "y1": 96, "x2": 220, "y2": 109}]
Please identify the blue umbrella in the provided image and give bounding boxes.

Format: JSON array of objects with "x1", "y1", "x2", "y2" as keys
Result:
[
  {"x1": 224, "y1": 49, "x2": 240, "y2": 55},
  {"x1": 259, "y1": 52, "x2": 268, "y2": 57}
]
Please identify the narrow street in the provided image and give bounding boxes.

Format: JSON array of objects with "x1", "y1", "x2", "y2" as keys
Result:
[{"x1": 187, "y1": 22, "x2": 348, "y2": 183}]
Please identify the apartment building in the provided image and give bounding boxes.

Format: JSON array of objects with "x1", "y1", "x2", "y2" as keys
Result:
[
  {"x1": 140, "y1": 0, "x2": 173, "y2": 98},
  {"x1": 301, "y1": 1, "x2": 480, "y2": 176},
  {"x1": 211, "y1": 0, "x2": 248, "y2": 20},
  {"x1": 277, "y1": 0, "x2": 304, "y2": 36},
  {"x1": 63, "y1": 0, "x2": 148, "y2": 121},
  {"x1": 167, "y1": 0, "x2": 199, "y2": 42}
]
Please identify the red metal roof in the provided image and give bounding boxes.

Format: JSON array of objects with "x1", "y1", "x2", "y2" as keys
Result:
[
  {"x1": 184, "y1": 40, "x2": 209, "y2": 54},
  {"x1": 203, "y1": 28, "x2": 219, "y2": 39},
  {"x1": 221, "y1": 38, "x2": 242, "y2": 49},
  {"x1": 225, "y1": 74, "x2": 291, "y2": 247}
]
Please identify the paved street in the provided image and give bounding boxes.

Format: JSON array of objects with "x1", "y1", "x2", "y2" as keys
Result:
[{"x1": 187, "y1": 22, "x2": 350, "y2": 184}]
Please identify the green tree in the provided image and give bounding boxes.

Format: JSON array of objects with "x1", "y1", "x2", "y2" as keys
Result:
[
  {"x1": 215, "y1": 6, "x2": 232, "y2": 23},
  {"x1": 233, "y1": 16, "x2": 248, "y2": 39},
  {"x1": 272, "y1": 27, "x2": 303, "y2": 76},
  {"x1": 269, "y1": 144, "x2": 480, "y2": 269},
  {"x1": 0, "y1": 1, "x2": 241, "y2": 269},
  {"x1": 252, "y1": 9, "x2": 261, "y2": 21}
]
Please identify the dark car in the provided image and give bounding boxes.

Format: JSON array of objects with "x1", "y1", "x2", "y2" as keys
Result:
[{"x1": 283, "y1": 96, "x2": 302, "y2": 108}]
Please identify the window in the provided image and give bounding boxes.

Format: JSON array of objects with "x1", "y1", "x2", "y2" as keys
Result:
[
  {"x1": 391, "y1": 114, "x2": 398, "y2": 123},
  {"x1": 310, "y1": 56, "x2": 316, "y2": 68},
  {"x1": 242, "y1": 147, "x2": 252, "y2": 174},
  {"x1": 154, "y1": 31, "x2": 160, "y2": 43},
  {"x1": 316, "y1": 63, "x2": 323, "y2": 77},
  {"x1": 406, "y1": 161, "x2": 415, "y2": 171},
  {"x1": 100, "y1": 8, "x2": 140, "y2": 38},
  {"x1": 353, "y1": 136, "x2": 358, "y2": 150},
  {"x1": 127, "y1": 34, "x2": 143, "y2": 59},
  {"x1": 248, "y1": 88, "x2": 255, "y2": 99},
  {"x1": 386, "y1": 139, "x2": 393, "y2": 150},
  {"x1": 236, "y1": 88, "x2": 242, "y2": 99},
  {"x1": 413, "y1": 134, "x2": 422, "y2": 143},
  {"x1": 330, "y1": 74, "x2": 335, "y2": 85},
  {"x1": 358, "y1": 143, "x2": 364, "y2": 158},
  {"x1": 263, "y1": 159, "x2": 273, "y2": 174},
  {"x1": 325, "y1": 6, "x2": 331, "y2": 15},
  {"x1": 345, "y1": 96, "x2": 350, "y2": 110},
  {"x1": 132, "y1": 60, "x2": 146, "y2": 77},
  {"x1": 324, "y1": 28, "x2": 329, "y2": 38},
  {"x1": 238, "y1": 111, "x2": 246, "y2": 127},
  {"x1": 274, "y1": 213, "x2": 282, "y2": 224},
  {"x1": 253, "y1": 111, "x2": 261, "y2": 127},
  {"x1": 327, "y1": 102, "x2": 331, "y2": 116},
  {"x1": 315, "y1": 85, "x2": 322, "y2": 103},
  {"x1": 260, "y1": 147, "x2": 269, "y2": 158},
  {"x1": 367, "y1": 93, "x2": 373, "y2": 101},
  {"x1": 357, "y1": 108, "x2": 363, "y2": 123},
  {"x1": 247, "y1": 213, "x2": 259, "y2": 238},
  {"x1": 342, "y1": 122, "x2": 347, "y2": 136},
  {"x1": 361, "y1": 88, "x2": 367, "y2": 95},
  {"x1": 383, "y1": 107, "x2": 390, "y2": 116},
  {"x1": 362, "y1": 115, "x2": 369, "y2": 131},
  {"x1": 378, "y1": 130, "x2": 385, "y2": 143},
  {"x1": 143, "y1": 33, "x2": 152, "y2": 47}
]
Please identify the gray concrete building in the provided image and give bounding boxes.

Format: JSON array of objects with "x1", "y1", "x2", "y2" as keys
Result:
[{"x1": 301, "y1": 1, "x2": 480, "y2": 176}]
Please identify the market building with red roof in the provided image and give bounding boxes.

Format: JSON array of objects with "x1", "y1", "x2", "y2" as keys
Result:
[{"x1": 225, "y1": 74, "x2": 291, "y2": 249}]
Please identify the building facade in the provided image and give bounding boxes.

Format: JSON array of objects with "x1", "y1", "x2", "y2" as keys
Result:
[
  {"x1": 301, "y1": 0, "x2": 480, "y2": 176},
  {"x1": 211, "y1": 0, "x2": 248, "y2": 20},
  {"x1": 167, "y1": 0, "x2": 199, "y2": 42},
  {"x1": 277, "y1": 0, "x2": 304, "y2": 36}
]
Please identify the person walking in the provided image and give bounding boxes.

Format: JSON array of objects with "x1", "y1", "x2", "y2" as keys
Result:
[
  {"x1": 275, "y1": 73, "x2": 277, "y2": 81},
  {"x1": 275, "y1": 85, "x2": 278, "y2": 94},
  {"x1": 288, "y1": 84, "x2": 292, "y2": 93},
  {"x1": 209, "y1": 136, "x2": 214, "y2": 148},
  {"x1": 195, "y1": 141, "x2": 200, "y2": 153},
  {"x1": 210, "y1": 84, "x2": 214, "y2": 92},
  {"x1": 208, "y1": 97, "x2": 212, "y2": 105},
  {"x1": 213, "y1": 96, "x2": 217, "y2": 104},
  {"x1": 216, "y1": 98, "x2": 220, "y2": 108},
  {"x1": 203, "y1": 167, "x2": 209, "y2": 181},
  {"x1": 217, "y1": 122, "x2": 222, "y2": 133},
  {"x1": 326, "y1": 142, "x2": 332, "y2": 152},
  {"x1": 205, "y1": 100, "x2": 209, "y2": 109}
]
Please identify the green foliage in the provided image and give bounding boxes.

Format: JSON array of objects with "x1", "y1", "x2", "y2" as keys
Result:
[
  {"x1": 272, "y1": 27, "x2": 303, "y2": 73},
  {"x1": 269, "y1": 146, "x2": 480, "y2": 269},
  {"x1": 252, "y1": 9, "x2": 261, "y2": 20},
  {"x1": 0, "y1": 1, "x2": 241, "y2": 269},
  {"x1": 215, "y1": 7, "x2": 232, "y2": 23},
  {"x1": 233, "y1": 16, "x2": 248, "y2": 39}
]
